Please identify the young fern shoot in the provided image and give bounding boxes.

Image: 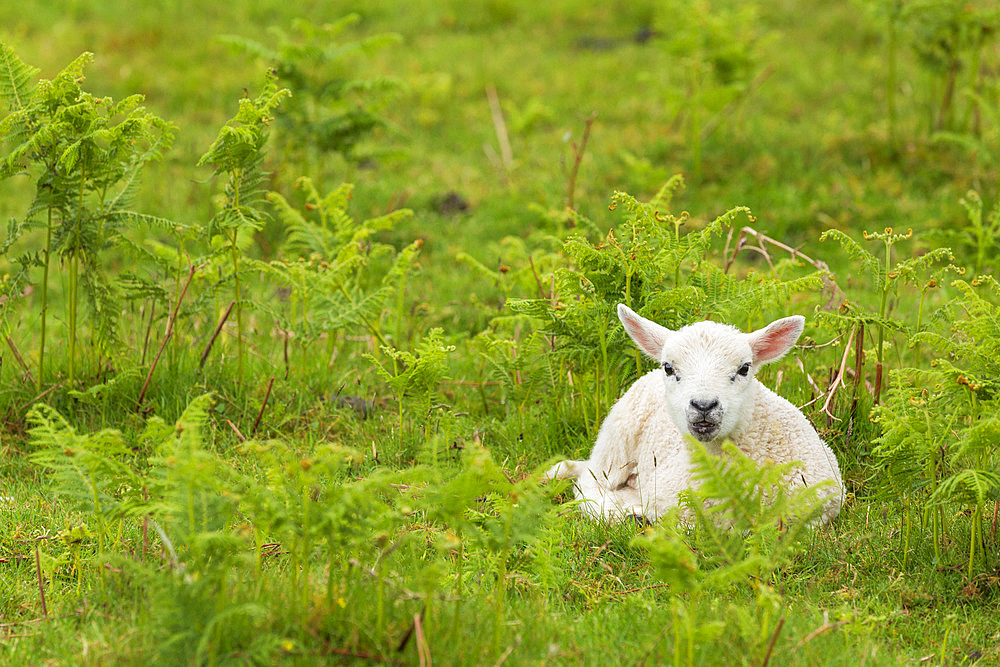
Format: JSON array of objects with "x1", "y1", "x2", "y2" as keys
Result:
[
  {"x1": 820, "y1": 227, "x2": 952, "y2": 402},
  {"x1": 198, "y1": 73, "x2": 290, "y2": 383},
  {"x1": 0, "y1": 43, "x2": 175, "y2": 387}
]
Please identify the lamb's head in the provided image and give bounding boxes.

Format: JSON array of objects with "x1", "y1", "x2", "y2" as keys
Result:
[{"x1": 617, "y1": 305, "x2": 805, "y2": 443}]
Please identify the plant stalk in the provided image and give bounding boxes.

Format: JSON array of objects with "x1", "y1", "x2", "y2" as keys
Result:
[{"x1": 37, "y1": 209, "x2": 53, "y2": 392}]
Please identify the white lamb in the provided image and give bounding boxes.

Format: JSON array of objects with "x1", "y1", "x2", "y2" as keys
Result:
[{"x1": 546, "y1": 304, "x2": 844, "y2": 524}]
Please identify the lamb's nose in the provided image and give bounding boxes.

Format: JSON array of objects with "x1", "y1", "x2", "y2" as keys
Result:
[{"x1": 690, "y1": 398, "x2": 719, "y2": 413}]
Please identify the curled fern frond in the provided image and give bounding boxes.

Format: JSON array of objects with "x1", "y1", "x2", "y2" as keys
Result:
[{"x1": 819, "y1": 229, "x2": 883, "y2": 290}]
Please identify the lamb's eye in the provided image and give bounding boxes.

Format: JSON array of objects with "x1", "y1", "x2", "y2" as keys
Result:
[
  {"x1": 662, "y1": 362, "x2": 675, "y2": 377},
  {"x1": 736, "y1": 362, "x2": 751, "y2": 377}
]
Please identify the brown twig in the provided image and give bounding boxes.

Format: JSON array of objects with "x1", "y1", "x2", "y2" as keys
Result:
[
  {"x1": 725, "y1": 226, "x2": 826, "y2": 274},
  {"x1": 566, "y1": 112, "x2": 597, "y2": 211},
  {"x1": 874, "y1": 358, "x2": 884, "y2": 406},
  {"x1": 34, "y1": 543, "x2": 47, "y2": 619},
  {"x1": 199, "y1": 300, "x2": 235, "y2": 372},
  {"x1": 724, "y1": 226, "x2": 843, "y2": 307},
  {"x1": 527, "y1": 255, "x2": 547, "y2": 300},
  {"x1": 260, "y1": 542, "x2": 288, "y2": 558},
  {"x1": 798, "y1": 618, "x2": 850, "y2": 646},
  {"x1": 251, "y1": 376, "x2": 275, "y2": 436},
  {"x1": 0, "y1": 555, "x2": 31, "y2": 564},
  {"x1": 760, "y1": 617, "x2": 785, "y2": 667},
  {"x1": 19, "y1": 383, "x2": 61, "y2": 411},
  {"x1": 226, "y1": 419, "x2": 247, "y2": 442},
  {"x1": 5, "y1": 336, "x2": 34, "y2": 386},
  {"x1": 724, "y1": 226, "x2": 776, "y2": 274},
  {"x1": 140, "y1": 299, "x2": 156, "y2": 366},
  {"x1": 137, "y1": 263, "x2": 199, "y2": 410},
  {"x1": 819, "y1": 325, "x2": 857, "y2": 421},
  {"x1": 414, "y1": 612, "x2": 432, "y2": 667},
  {"x1": 796, "y1": 332, "x2": 847, "y2": 349}
]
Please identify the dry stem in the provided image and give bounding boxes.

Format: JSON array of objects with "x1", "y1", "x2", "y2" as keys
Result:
[
  {"x1": 566, "y1": 112, "x2": 597, "y2": 211},
  {"x1": 137, "y1": 263, "x2": 199, "y2": 409},
  {"x1": 251, "y1": 376, "x2": 275, "y2": 436},
  {"x1": 819, "y1": 325, "x2": 857, "y2": 421},
  {"x1": 6, "y1": 336, "x2": 35, "y2": 385},
  {"x1": 760, "y1": 617, "x2": 785, "y2": 667},
  {"x1": 724, "y1": 226, "x2": 843, "y2": 308},
  {"x1": 34, "y1": 543, "x2": 47, "y2": 619},
  {"x1": 199, "y1": 300, "x2": 235, "y2": 372}
]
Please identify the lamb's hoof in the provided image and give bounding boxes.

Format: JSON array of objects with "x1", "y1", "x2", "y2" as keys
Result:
[{"x1": 625, "y1": 513, "x2": 651, "y2": 529}]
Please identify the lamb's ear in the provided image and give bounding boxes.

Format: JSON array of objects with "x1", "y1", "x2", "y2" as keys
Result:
[
  {"x1": 617, "y1": 304, "x2": 671, "y2": 360},
  {"x1": 748, "y1": 316, "x2": 805, "y2": 365}
]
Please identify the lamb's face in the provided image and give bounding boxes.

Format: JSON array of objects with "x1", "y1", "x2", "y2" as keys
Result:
[
  {"x1": 616, "y1": 305, "x2": 805, "y2": 443},
  {"x1": 656, "y1": 323, "x2": 755, "y2": 442}
]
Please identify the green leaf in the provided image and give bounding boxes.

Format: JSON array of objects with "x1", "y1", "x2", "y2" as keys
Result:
[{"x1": 0, "y1": 41, "x2": 39, "y2": 115}]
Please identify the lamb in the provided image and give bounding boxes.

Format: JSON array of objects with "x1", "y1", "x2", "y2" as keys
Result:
[{"x1": 546, "y1": 304, "x2": 844, "y2": 524}]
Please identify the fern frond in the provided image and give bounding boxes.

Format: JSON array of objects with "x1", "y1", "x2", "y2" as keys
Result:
[
  {"x1": 80, "y1": 264, "x2": 124, "y2": 357},
  {"x1": 929, "y1": 469, "x2": 1000, "y2": 508},
  {"x1": 678, "y1": 206, "x2": 753, "y2": 263},
  {"x1": 197, "y1": 72, "x2": 290, "y2": 175},
  {"x1": 648, "y1": 174, "x2": 686, "y2": 213},
  {"x1": 27, "y1": 403, "x2": 139, "y2": 518},
  {"x1": 819, "y1": 229, "x2": 884, "y2": 289},
  {"x1": 107, "y1": 210, "x2": 189, "y2": 233},
  {"x1": 0, "y1": 41, "x2": 39, "y2": 114},
  {"x1": 692, "y1": 266, "x2": 823, "y2": 324},
  {"x1": 267, "y1": 191, "x2": 330, "y2": 256}
]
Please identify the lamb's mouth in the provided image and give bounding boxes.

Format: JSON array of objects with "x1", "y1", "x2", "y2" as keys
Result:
[{"x1": 688, "y1": 420, "x2": 720, "y2": 441}]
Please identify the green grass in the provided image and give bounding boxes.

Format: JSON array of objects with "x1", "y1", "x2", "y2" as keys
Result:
[{"x1": 2, "y1": 0, "x2": 1000, "y2": 664}]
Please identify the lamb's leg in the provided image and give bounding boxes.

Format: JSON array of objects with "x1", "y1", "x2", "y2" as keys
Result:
[
  {"x1": 571, "y1": 468, "x2": 647, "y2": 522},
  {"x1": 544, "y1": 459, "x2": 588, "y2": 480}
]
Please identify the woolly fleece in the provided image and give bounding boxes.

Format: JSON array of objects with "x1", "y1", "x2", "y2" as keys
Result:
[{"x1": 547, "y1": 314, "x2": 845, "y2": 524}]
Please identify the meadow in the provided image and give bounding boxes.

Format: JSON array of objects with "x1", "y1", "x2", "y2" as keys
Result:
[{"x1": 1, "y1": 0, "x2": 1000, "y2": 664}]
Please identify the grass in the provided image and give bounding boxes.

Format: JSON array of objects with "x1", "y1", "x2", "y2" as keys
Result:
[{"x1": 2, "y1": 0, "x2": 1000, "y2": 664}]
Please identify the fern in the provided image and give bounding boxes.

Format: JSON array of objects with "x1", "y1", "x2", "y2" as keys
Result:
[
  {"x1": 0, "y1": 41, "x2": 39, "y2": 133},
  {"x1": 499, "y1": 180, "x2": 821, "y2": 428},
  {"x1": 0, "y1": 44, "x2": 178, "y2": 388},
  {"x1": 27, "y1": 404, "x2": 141, "y2": 558},
  {"x1": 198, "y1": 72, "x2": 290, "y2": 383},
  {"x1": 219, "y1": 16, "x2": 403, "y2": 173},
  {"x1": 929, "y1": 469, "x2": 1000, "y2": 509},
  {"x1": 635, "y1": 439, "x2": 826, "y2": 663},
  {"x1": 369, "y1": 328, "x2": 455, "y2": 418},
  {"x1": 955, "y1": 190, "x2": 1000, "y2": 276},
  {"x1": 246, "y1": 178, "x2": 418, "y2": 380},
  {"x1": 873, "y1": 273, "x2": 1000, "y2": 573},
  {"x1": 820, "y1": 228, "x2": 890, "y2": 292},
  {"x1": 821, "y1": 226, "x2": 952, "y2": 401}
]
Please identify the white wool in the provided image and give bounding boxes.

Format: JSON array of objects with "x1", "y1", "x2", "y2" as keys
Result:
[{"x1": 546, "y1": 305, "x2": 845, "y2": 524}]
